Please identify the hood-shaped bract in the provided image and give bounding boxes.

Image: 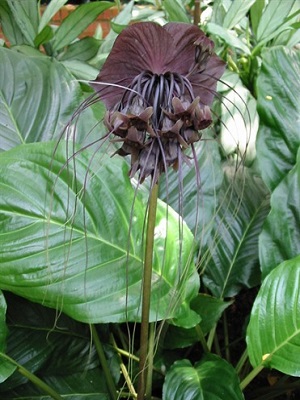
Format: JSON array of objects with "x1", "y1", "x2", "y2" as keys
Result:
[{"x1": 92, "y1": 22, "x2": 225, "y2": 182}]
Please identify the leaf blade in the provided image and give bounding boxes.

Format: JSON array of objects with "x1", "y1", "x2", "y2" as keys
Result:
[
  {"x1": 0, "y1": 142, "x2": 199, "y2": 326},
  {"x1": 247, "y1": 255, "x2": 300, "y2": 376},
  {"x1": 163, "y1": 354, "x2": 244, "y2": 400},
  {"x1": 256, "y1": 47, "x2": 300, "y2": 190},
  {"x1": 51, "y1": 2, "x2": 113, "y2": 52}
]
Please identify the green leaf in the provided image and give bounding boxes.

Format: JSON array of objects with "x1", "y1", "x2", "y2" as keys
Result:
[
  {"x1": 163, "y1": 0, "x2": 190, "y2": 23},
  {"x1": 223, "y1": 0, "x2": 256, "y2": 29},
  {"x1": 61, "y1": 59, "x2": 99, "y2": 80},
  {"x1": 0, "y1": 292, "x2": 15, "y2": 384},
  {"x1": 0, "y1": 47, "x2": 101, "y2": 151},
  {"x1": 206, "y1": 22, "x2": 251, "y2": 54},
  {"x1": 0, "y1": 292, "x2": 8, "y2": 356},
  {"x1": 34, "y1": 25, "x2": 54, "y2": 47},
  {"x1": 0, "y1": 1, "x2": 27, "y2": 46},
  {"x1": 164, "y1": 295, "x2": 232, "y2": 349},
  {"x1": 218, "y1": 70, "x2": 259, "y2": 163},
  {"x1": 202, "y1": 166, "x2": 269, "y2": 298},
  {"x1": 59, "y1": 37, "x2": 101, "y2": 62},
  {"x1": 259, "y1": 148, "x2": 300, "y2": 279},
  {"x1": 256, "y1": 47, "x2": 300, "y2": 191},
  {"x1": 163, "y1": 354, "x2": 244, "y2": 400},
  {"x1": 250, "y1": 0, "x2": 265, "y2": 37},
  {"x1": 7, "y1": 0, "x2": 39, "y2": 46},
  {"x1": 1, "y1": 370, "x2": 109, "y2": 399},
  {"x1": 51, "y1": 2, "x2": 113, "y2": 52},
  {"x1": 256, "y1": 0, "x2": 295, "y2": 42},
  {"x1": 247, "y1": 255, "x2": 300, "y2": 376},
  {"x1": 0, "y1": 142, "x2": 199, "y2": 327},
  {"x1": 38, "y1": 0, "x2": 69, "y2": 33},
  {"x1": 0, "y1": 293, "x2": 115, "y2": 398},
  {"x1": 159, "y1": 134, "x2": 223, "y2": 246}
]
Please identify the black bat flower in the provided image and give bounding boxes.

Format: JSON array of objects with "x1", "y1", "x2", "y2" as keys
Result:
[{"x1": 91, "y1": 22, "x2": 226, "y2": 183}]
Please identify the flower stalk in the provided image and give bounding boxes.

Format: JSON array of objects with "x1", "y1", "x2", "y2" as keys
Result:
[{"x1": 137, "y1": 182, "x2": 159, "y2": 400}]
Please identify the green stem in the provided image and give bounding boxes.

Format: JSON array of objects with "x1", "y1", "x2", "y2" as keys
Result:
[
  {"x1": 0, "y1": 352, "x2": 63, "y2": 400},
  {"x1": 207, "y1": 325, "x2": 216, "y2": 352},
  {"x1": 137, "y1": 182, "x2": 159, "y2": 400},
  {"x1": 194, "y1": 324, "x2": 209, "y2": 353},
  {"x1": 235, "y1": 348, "x2": 248, "y2": 375},
  {"x1": 110, "y1": 334, "x2": 137, "y2": 398},
  {"x1": 91, "y1": 325, "x2": 117, "y2": 400},
  {"x1": 240, "y1": 364, "x2": 264, "y2": 390}
]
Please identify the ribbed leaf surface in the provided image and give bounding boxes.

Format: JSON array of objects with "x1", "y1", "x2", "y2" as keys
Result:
[
  {"x1": 0, "y1": 47, "x2": 102, "y2": 151},
  {"x1": 0, "y1": 142, "x2": 199, "y2": 327},
  {"x1": 260, "y1": 148, "x2": 300, "y2": 278},
  {"x1": 247, "y1": 255, "x2": 300, "y2": 376},
  {"x1": 163, "y1": 354, "x2": 244, "y2": 400},
  {"x1": 256, "y1": 47, "x2": 300, "y2": 190},
  {"x1": 202, "y1": 166, "x2": 269, "y2": 298}
]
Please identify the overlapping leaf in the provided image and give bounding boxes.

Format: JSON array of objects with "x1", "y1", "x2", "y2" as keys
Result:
[
  {"x1": 0, "y1": 142, "x2": 199, "y2": 327},
  {"x1": 201, "y1": 166, "x2": 269, "y2": 298},
  {"x1": 0, "y1": 293, "x2": 114, "y2": 396},
  {"x1": 163, "y1": 354, "x2": 244, "y2": 400},
  {"x1": 259, "y1": 148, "x2": 300, "y2": 278},
  {"x1": 256, "y1": 47, "x2": 300, "y2": 191},
  {"x1": 0, "y1": 47, "x2": 103, "y2": 151},
  {"x1": 0, "y1": 292, "x2": 15, "y2": 384},
  {"x1": 247, "y1": 255, "x2": 300, "y2": 376}
]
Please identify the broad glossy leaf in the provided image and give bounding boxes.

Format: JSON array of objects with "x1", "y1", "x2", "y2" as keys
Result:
[
  {"x1": 223, "y1": 0, "x2": 256, "y2": 29},
  {"x1": 259, "y1": 148, "x2": 300, "y2": 278},
  {"x1": 256, "y1": 0, "x2": 295, "y2": 42},
  {"x1": 163, "y1": 354, "x2": 244, "y2": 400},
  {"x1": 164, "y1": 295, "x2": 232, "y2": 349},
  {"x1": 0, "y1": 293, "x2": 115, "y2": 394},
  {"x1": 0, "y1": 47, "x2": 102, "y2": 151},
  {"x1": 0, "y1": 142, "x2": 199, "y2": 327},
  {"x1": 247, "y1": 255, "x2": 300, "y2": 376},
  {"x1": 202, "y1": 166, "x2": 269, "y2": 298},
  {"x1": 1, "y1": 369, "x2": 109, "y2": 400},
  {"x1": 256, "y1": 47, "x2": 300, "y2": 190},
  {"x1": 51, "y1": 2, "x2": 113, "y2": 52}
]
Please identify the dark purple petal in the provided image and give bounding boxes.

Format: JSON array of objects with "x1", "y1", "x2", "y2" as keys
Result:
[
  {"x1": 164, "y1": 22, "x2": 208, "y2": 74},
  {"x1": 92, "y1": 22, "x2": 176, "y2": 109},
  {"x1": 189, "y1": 55, "x2": 226, "y2": 106}
]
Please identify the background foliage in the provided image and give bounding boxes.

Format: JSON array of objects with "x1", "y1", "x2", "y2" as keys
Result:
[{"x1": 0, "y1": 0, "x2": 300, "y2": 399}]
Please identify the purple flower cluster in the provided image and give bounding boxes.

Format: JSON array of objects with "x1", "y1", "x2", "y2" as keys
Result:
[{"x1": 92, "y1": 22, "x2": 225, "y2": 182}]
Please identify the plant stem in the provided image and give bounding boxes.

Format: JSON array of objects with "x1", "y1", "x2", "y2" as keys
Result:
[
  {"x1": 91, "y1": 325, "x2": 117, "y2": 400},
  {"x1": 235, "y1": 348, "x2": 248, "y2": 375},
  {"x1": 137, "y1": 182, "x2": 159, "y2": 400},
  {"x1": 240, "y1": 364, "x2": 264, "y2": 390},
  {"x1": 0, "y1": 352, "x2": 63, "y2": 400},
  {"x1": 110, "y1": 334, "x2": 137, "y2": 398},
  {"x1": 194, "y1": 0, "x2": 201, "y2": 26},
  {"x1": 194, "y1": 324, "x2": 209, "y2": 353}
]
